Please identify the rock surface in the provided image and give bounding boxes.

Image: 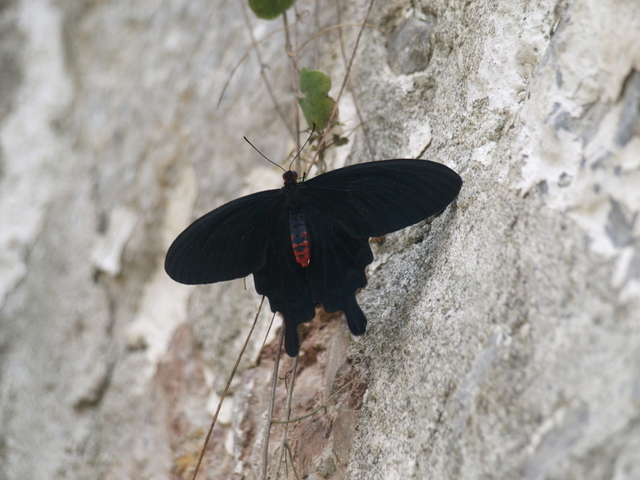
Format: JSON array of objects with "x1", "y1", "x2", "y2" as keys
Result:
[{"x1": 0, "y1": 0, "x2": 638, "y2": 479}]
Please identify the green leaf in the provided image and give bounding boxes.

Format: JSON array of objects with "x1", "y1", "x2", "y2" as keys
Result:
[
  {"x1": 297, "y1": 67, "x2": 336, "y2": 131},
  {"x1": 248, "y1": 0, "x2": 294, "y2": 20}
]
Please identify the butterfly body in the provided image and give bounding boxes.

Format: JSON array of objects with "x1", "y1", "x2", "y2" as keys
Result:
[
  {"x1": 289, "y1": 211, "x2": 311, "y2": 267},
  {"x1": 165, "y1": 159, "x2": 462, "y2": 356}
]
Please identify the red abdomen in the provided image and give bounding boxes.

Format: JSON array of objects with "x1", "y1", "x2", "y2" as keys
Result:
[{"x1": 289, "y1": 212, "x2": 311, "y2": 267}]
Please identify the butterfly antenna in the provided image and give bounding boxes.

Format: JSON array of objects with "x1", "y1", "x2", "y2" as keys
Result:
[
  {"x1": 288, "y1": 123, "x2": 316, "y2": 174},
  {"x1": 244, "y1": 137, "x2": 286, "y2": 173}
]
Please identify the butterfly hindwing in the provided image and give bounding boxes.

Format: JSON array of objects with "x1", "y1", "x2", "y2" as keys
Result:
[
  {"x1": 165, "y1": 190, "x2": 284, "y2": 284},
  {"x1": 302, "y1": 159, "x2": 462, "y2": 238},
  {"x1": 253, "y1": 208, "x2": 316, "y2": 357},
  {"x1": 304, "y1": 205, "x2": 373, "y2": 336}
]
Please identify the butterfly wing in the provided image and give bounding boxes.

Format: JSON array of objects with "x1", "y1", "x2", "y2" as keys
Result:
[
  {"x1": 298, "y1": 159, "x2": 461, "y2": 342},
  {"x1": 302, "y1": 159, "x2": 462, "y2": 238},
  {"x1": 165, "y1": 187, "x2": 315, "y2": 356},
  {"x1": 303, "y1": 207, "x2": 373, "y2": 336},
  {"x1": 165, "y1": 189, "x2": 284, "y2": 284}
]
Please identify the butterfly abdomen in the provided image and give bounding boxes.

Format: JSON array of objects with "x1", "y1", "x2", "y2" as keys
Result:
[{"x1": 290, "y1": 212, "x2": 311, "y2": 267}]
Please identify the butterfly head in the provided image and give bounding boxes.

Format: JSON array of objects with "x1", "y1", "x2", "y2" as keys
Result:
[{"x1": 283, "y1": 170, "x2": 298, "y2": 187}]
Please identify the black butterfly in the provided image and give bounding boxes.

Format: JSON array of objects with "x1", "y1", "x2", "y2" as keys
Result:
[{"x1": 165, "y1": 159, "x2": 462, "y2": 356}]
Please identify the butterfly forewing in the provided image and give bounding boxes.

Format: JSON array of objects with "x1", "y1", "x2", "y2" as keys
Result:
[
  {"x1": 165, "y1": 190, "x2": 284, "y2": 284},
  {"x1": 302, "y1": 159, "x2": 462, "y2": 238}
]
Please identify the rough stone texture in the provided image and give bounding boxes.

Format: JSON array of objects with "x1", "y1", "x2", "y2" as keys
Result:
[
  {"x1": 0, "y1": 1, "x2": 638, "y2": 479},
  {"x1": 387, "y1": 17, "x2": 434, "y2": 75}
]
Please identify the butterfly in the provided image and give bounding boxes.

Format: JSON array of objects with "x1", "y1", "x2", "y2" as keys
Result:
[{"x1": 165, "y1": 159, "x2": 462, "y2": 357}]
